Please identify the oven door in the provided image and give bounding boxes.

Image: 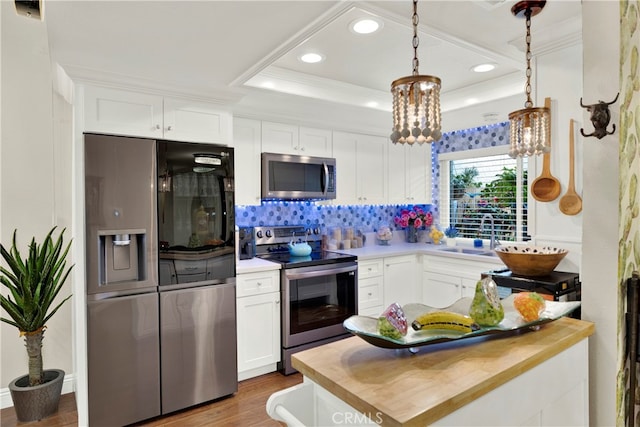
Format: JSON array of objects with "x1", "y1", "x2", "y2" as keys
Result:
[{"x1": 282, "y1": 261, "x2": 357, "y2": 348}]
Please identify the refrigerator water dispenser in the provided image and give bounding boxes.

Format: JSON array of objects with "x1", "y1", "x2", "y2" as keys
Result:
[{"x1": 98, "y1": 229, "x2": 147, "y2": 285}]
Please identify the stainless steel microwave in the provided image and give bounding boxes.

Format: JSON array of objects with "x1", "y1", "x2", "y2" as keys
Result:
[{"x1": 261, "y1": 152, "x2": 336, "y2": 200}]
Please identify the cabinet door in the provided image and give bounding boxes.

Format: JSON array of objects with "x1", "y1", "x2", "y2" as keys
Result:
[
  {"x1": 299, "y1": 126, "x2": 332, "y2": 157},
  {"x1": 84, "y1": 85, "x2": 163, "y2": 138},
  {"x1": 406, "y1": 144, "x2": 432, "y2": 204},
  {"x1": 233, "y1": 118, "x2": 262, "y2": 205},
  {"x1": 387, "y1": 143, "x2": 407, "y2": 204},
  {"x1": 163, "y1": 97, "x2": 232, "y2": 144},
  {"x1": 422, "y1": 271, "x2": 462, "y2": 308},
  {"x1": 357, "y1": 134, "x2": 387, "y2": 204},
  {"x1": 261, "y1": 121, "x2": 299, "y2": 154},
  {"x1": 332, "y1": 131, "x2": 358, "y2": 205},
  {"x1": 383, "y1": 255, "x2": 419, "y2": 307},
  {"x1": 461, "y1": 278, "x2": 478, "y2": 299},
  {"x1": 236, "y1": 292, "x2": 281, "y2": 373}
]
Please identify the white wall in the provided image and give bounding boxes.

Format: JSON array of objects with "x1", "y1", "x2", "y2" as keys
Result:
[
  {"x1": 0, "y1": 0, "x2": 74, "y2": 405},
  {"x1": 581, "y1": 2, "x2": 620, "y2": 426},
  {"x1": 532, "y1": 43, "x2": 584, "y2": 272}
]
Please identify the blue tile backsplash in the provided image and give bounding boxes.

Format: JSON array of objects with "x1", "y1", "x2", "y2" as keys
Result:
[{"x1": 236, "y1": 122, "x2": 509, "y2": 231}]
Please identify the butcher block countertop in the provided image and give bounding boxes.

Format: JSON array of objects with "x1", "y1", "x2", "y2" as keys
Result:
[{"x1": 292, "y1": 317, "x2": 594, "y2": 426}]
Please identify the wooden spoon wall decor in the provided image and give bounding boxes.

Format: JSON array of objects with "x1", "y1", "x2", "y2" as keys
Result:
[
  {"x1": 530, "y1": 98, "x2": 562, "y2": 202},
  {"x1": 559, "y1": 119, "x2": 583, "y2": 215}
]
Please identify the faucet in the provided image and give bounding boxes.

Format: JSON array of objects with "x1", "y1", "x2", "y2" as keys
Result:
[{"x1": 480, "y1": 213, "x2": 497, "y2": 250}]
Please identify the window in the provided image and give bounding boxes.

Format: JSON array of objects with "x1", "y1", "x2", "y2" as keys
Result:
[{"x1": 439, "y1": 146, "x2": 529, "y2": 243}]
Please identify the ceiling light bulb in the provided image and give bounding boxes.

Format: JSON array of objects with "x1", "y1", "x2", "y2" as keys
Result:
[
  {"x1": 300, "y1": 53, "x2": 324, "y2": 64},
  {"x1": 472, "y1": 63, "x2": 495, "y2": 73},
  {"x1": 352, "y1": 18, "x2": 380, "y2": 34}
]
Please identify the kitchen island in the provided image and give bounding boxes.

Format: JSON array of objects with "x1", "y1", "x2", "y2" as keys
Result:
[{"x1": 267, "y1": 316, "x2": 594, "y2": 426}]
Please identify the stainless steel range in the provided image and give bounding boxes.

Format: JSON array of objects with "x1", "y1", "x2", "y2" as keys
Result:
[{"x1": 254, "y1": 225, "x2": 358, "y2": 375}]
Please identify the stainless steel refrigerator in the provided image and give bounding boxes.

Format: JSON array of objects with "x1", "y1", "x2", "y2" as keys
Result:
[{"x1": 85, "y1": 134, "x2": 237, "y2": 427}]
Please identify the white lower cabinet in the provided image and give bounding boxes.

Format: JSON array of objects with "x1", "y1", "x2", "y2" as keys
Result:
[
  {"x1": 383, "y1": 254, "x2": 420, "y2": 308},
  {"x1": 422, "y1": 255, "x2": 501, "y2": 307},
  {"x1": 236, "y1": 270, "x2": 281, "y2": 380},
  {"x1": 357, "y1": 255, "x2": 420, "y2": 315},
  {"x1": 357, "y1": 259, "x2": 384, "y2": 317}
]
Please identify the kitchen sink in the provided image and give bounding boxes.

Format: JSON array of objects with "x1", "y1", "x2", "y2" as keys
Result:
[{"x1": 437, "y1": 247, "x2": 497, "y2": 257}]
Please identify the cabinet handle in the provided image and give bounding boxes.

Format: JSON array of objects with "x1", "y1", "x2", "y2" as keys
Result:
[
  {"x1": 155, "y1": 124, "x2": 161, "y2": 130},
  {"x1": 256, "y1": 282, "x2": 262, "y2": 286},
  {"x1": 275, "y1": 300, "x2": 280, "y2": 305},
  {"x1": 167, "y1": 125, "x2": 173, "y2": 131},
  {"x1": 300, "y1": 146, "x2": 305, "y2": 151},
  {"x1": 368, "y1": 292, "x2": 372, "y2": 297}
]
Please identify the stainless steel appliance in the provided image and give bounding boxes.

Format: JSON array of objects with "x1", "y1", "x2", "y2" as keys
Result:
[
  {"x1": 254, "y1": 226, "x2": 357, "y2": 374},
  {"x1": 156, "y1": 140, "x2": 237, "y2": 413},
  {"x1": 85, "y1": 134, "x2": 237, "y2": 427},
  {"x1": 261, "y1": 152, "x2": 336, "y2": 200},
  {"x1": 483, "y1": 268, "x2": 581, "y2": 318}
]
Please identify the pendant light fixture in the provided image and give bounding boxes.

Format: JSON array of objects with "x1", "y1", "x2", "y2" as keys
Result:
[
  {"x1": 508, "y1": 0, "x2": 550, "y2": 158},
  {"x1": 390, "y1": 0, "x2": 442, "y2": 145}
]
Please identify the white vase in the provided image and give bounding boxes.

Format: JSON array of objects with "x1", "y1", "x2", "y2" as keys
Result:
[{"x1": 446, "y1": 237, "x2": 456, "y2": 247}]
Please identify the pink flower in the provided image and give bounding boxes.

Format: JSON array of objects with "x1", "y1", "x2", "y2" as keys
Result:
[{"x1": 394, "y1": 207, "x2": 433, "y2": 229}]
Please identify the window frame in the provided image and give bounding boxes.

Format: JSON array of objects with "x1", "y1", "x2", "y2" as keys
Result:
[{"x1": 438, "y1": 145, "x2": 528, "y2": 244}]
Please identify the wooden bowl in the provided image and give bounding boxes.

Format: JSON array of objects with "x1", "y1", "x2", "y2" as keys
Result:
[{"x1": 494, "y1": 245, "x2": 568, "y2": 276}]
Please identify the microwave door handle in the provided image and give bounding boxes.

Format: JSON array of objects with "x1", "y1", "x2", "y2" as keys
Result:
[{"x1": 322, "y1": 162, "x2": 329, "y2": 195}]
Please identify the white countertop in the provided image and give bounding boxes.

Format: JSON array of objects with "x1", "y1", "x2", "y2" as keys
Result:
[
  {"x1": 236, "y1": 239, "x2": 505, "y2": 274},
  {"x1": 236, "y1": 256, "x2": 282, "y2": 274}
]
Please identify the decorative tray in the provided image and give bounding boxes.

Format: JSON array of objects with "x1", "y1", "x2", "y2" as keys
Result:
[{"x1": 343, "y1": 295, "x2": 581, "y2": 350}]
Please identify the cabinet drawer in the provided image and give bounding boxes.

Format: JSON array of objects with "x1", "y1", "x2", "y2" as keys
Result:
[
  {"x1": 236, "y1": 270, "x2": 279, "y2": 297},
  {"x1": 358, "y1": 276, "x2": 383, "y2": 311},
  {"x1": 358, "y1": 259, "x2": 383, "y2": 279}
]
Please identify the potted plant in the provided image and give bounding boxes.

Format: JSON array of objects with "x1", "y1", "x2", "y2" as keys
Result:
[
  {"x1": 0, "y1": 227, "x2": 73, "y2": 422},
  {"x1": 444, "y1": 226, "x2": 459, "y2": 247}
]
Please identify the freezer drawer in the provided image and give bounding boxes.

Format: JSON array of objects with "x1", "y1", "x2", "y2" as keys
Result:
[
  {"x1": 87, "y1": 292, "x2": 160, "y2": 427},
  {"x1": 160, "y1": 282, "x2": 238, "y2": 414}
]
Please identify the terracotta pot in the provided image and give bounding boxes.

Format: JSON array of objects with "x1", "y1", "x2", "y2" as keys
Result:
[{"x1": 9, "y1": 369, "x2": 64, "y2": 422}]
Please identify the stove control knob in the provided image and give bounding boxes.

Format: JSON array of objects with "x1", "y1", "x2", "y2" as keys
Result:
[
  {"x1": 265, "y1": 230, "x2": 272, "y2": 238},
  {"x1": 313, "y1": 227, "x2": 320, "y2": 235},
  {"x1": 256, "y1": 230, "x2": 263, "y2": 238}
]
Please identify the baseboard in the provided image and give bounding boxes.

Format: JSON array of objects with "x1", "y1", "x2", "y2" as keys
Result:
[
  {"x1": 238, "y1": 364, "x2": 277, "y2": 382},
  {"x1": 1, "y1": 373, "x2": 75, "y2": 409}
]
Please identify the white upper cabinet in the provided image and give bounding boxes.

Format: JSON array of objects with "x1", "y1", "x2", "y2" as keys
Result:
[
  {"x1": 163, "y1": 98, "x2": 231, "y2": 144},
  {"x1": 261, "y1": 121, "x2": 332, "y2": 157},
  {"x1": 387, "y1": 143, "x2": 432, "y2": 204},
  {"x1": 298, "y1": 126, "x2": 332, "y2": 157},
  {"x1": 83, "y1": 85, "x2": 232, "y2": 145},
  {"x1": 332, "y1": 131, "x2": 386, "y2": 205},
  {"x1": 233, "y1": 118, "x2": 262, "y2": 205},
  {"x1": 84, "y1": 86, "x2": 163, "y2": 138}
]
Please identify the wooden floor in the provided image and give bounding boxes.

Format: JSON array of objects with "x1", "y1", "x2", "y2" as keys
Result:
[{"x1": 0, "y1": 372, "x2": 302, "y2": 427}]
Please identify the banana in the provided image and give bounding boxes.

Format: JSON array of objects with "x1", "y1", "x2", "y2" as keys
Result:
[{"x1": 411, "y1": 311, "x2": 479, "y2": 333}]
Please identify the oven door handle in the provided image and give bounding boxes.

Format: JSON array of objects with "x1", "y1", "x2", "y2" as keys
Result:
[{"x1": 284, "y1": 264, "x2": 357, "y2": 280}]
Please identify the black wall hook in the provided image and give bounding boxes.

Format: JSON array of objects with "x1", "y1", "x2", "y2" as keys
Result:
[{"x1": 579, "y1": 93, "x2": 619, "y2": 139}]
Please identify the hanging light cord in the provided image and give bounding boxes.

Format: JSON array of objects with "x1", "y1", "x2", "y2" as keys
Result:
[
  {"x1": 524, "y1": 8, "x2": 533, "y2": 108},
  {"x1": 412, "y1": 0, "x2": 420, "y2": 76}
]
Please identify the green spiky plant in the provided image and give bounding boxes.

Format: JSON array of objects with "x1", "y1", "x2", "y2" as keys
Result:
[{"x1": 0, "y1": 227, "x2": 73, "y2": 386}]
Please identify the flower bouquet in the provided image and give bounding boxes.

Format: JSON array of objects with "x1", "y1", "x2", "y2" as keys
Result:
[{"x1": 394, "y1": 207, "x2": 433, "y2": 243}]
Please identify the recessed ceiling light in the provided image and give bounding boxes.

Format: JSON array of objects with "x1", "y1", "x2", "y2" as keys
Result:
[
  {"x1": 365, "y1": 101, "x2": 379, "y2": 108},
  {"x1": 299, "y1": 53, "x2": 325, "y2": 64},
  {"x1": 350, "y1": 18, "x2": 382, "y2": 35},
  {"x1": 261, "y1": 81, "x2": 275, "y2": 89},
  {"x1": 472, "y1": 63, "x2": 496, "y2": 73}
]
